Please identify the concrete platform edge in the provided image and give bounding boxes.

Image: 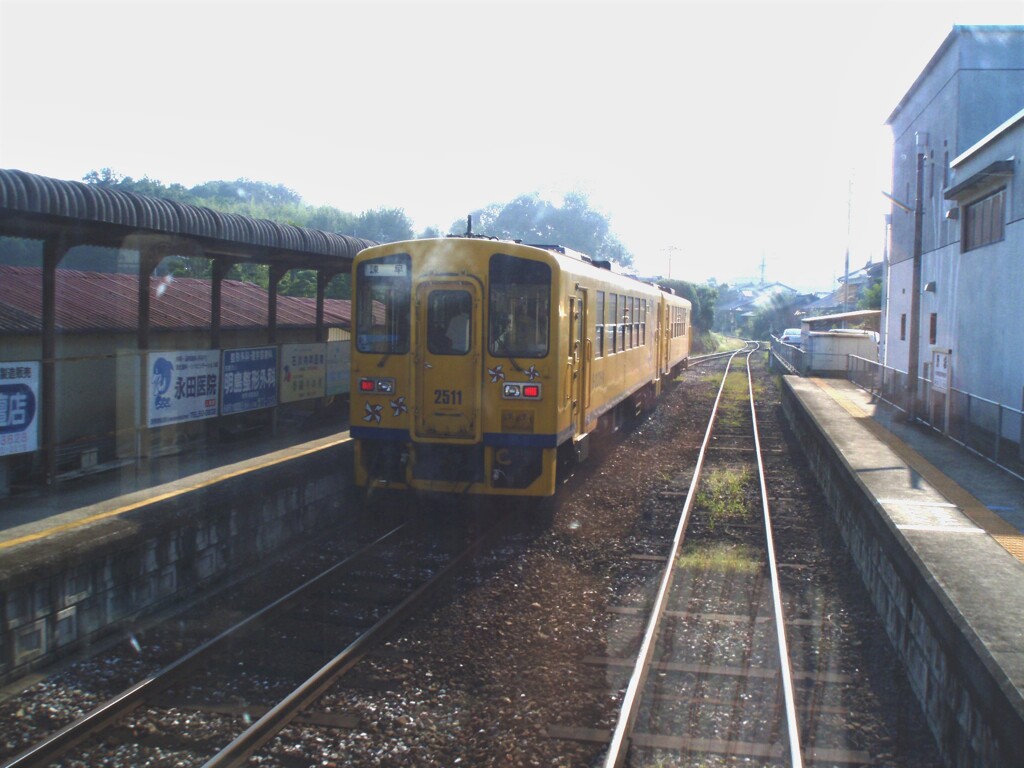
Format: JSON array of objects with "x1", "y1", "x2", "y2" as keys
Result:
[{"x1": 781, "y1": 376, "x2": 1024, "y2": 768}]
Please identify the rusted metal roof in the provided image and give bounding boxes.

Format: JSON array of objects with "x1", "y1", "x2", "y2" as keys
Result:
[
  {"x1": 0, "y1": 265, "x2": 351, "y2": 333},
  {"x1": 0, "y1": 168, "x2": 376, "y2": 264}
]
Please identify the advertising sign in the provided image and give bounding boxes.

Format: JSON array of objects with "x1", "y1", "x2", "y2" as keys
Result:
[
  {"x1": 221, "y1": 346, "x2": 278, "y2": 414},
  {"x1": 280, "y1": 343, "x2": 326, "y2": 403},
  {"x1": 0, "y1": 361, "x2": 39, "y2": 456},
  {"x1": 147, "y1": 350, "x2": 220, "y2": 427},
  {"x1": 325, "y1": 340, "x2": 350, "y2": 396}
]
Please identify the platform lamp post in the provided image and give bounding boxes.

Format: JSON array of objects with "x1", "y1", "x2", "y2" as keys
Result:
[{"x1": 883, "y1": 150, "x2": 925, "y2": 422}]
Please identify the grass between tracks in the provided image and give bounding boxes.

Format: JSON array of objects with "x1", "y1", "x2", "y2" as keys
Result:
[
  {"x1": 696, "y1": 466, "x2": 753, "y2": 529},
  {"x1": 677, "y1": 542, "x2": 761, "y2": 572}
]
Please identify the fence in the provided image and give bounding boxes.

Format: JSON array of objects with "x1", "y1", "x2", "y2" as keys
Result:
[{"x1": 847, "y1": 355, "x2": 1024, "y2": 482}]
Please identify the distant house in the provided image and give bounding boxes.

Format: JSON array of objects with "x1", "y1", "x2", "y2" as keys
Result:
[
  {"x1": 714, "y1": 281, "x2": 816, "y2": 334},
  {"x1": 800, "y1": 261, "x2": 882, "y2": 318}
]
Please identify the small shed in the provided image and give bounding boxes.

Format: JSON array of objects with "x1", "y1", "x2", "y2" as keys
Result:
[{"x1": 796, "y1": 310, "x2": 881, "y2": 374}]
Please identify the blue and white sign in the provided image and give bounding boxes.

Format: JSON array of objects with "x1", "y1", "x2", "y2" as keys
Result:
[
  {"x1": 147, "y1": 350, "x2": 220, "y2": 428},
  {"x1": 0, "y1": 361, "x2": 39, "y2": 456},
  {"x1": 222, "y1": 346, "x2": 278, "y2": 414}
]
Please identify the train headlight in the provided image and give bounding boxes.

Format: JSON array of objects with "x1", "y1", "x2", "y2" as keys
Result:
[
  {"x1": 501, "y1": 382, "x2": 542, "y2": 400},
  {"x1": 358, "y1": 377, "x2": 397, "y2": 394}
]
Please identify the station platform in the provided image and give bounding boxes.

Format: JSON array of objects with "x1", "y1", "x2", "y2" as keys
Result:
[
  {"x1": 0, "y1": 424, "x2": 350, "y2": 552},
  {"x1": 783, "y1": 375, "x2": 1024, "y2": 766}
]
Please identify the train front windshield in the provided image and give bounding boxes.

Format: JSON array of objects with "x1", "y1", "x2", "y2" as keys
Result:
[
  {"x1": 355, "y1": 255, "x2": 411, "y2": 354},
  {"x1": 488, "y1": 253, "x2": 551, "y2": 358}
]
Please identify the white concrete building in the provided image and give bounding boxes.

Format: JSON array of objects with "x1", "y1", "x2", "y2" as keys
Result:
[{"x1": 884, "y1": 26, "x2": 1024, "y2": 413}]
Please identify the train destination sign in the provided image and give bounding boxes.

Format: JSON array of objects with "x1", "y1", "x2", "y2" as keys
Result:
[
  {"x1": 363, "y1": 263, "x2": 406, "y2": 277},
  {"x1": 0, "y1": 361, "x2": 39, "y2": 457}
]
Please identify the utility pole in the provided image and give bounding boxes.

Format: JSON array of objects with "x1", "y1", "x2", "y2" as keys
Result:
[
  {"x1": 662, "y1": 246, "x2": 679, "y2": 280},
  {"x1": 844, "y1": 179, "x2": 852, "y2": 312}
]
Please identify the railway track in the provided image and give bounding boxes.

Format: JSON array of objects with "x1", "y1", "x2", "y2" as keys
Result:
[
  {"x1": 1, "y1": 346, "x2": 942, "y2": 766},
  {"x1": 592, "y1": 343, "x2": 810, "y2": 766},
  {"x1": 544, "y1": 344, "x2": 900, "y2": 767},
  {"x1": 2, "y1": 510, "x2": 509, "y2": 767}
]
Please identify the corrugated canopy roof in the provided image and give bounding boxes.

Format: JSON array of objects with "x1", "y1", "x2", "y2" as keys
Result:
[
  {"x1": 0, "y1": 168, "x2": 376, "y2": 269},
  {"x1": 0, "y1": 265, "x2": 352, "y2": 333}
]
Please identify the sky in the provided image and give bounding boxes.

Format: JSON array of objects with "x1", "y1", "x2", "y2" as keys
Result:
[{"x1": 1, "y1": 0, "x2": 1021, "y2": 292}]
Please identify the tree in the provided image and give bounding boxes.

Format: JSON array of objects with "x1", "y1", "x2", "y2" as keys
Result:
[
  {"x1": 747, "y1": 292, "x2": 803, "y2": 340},
  {"x1": 352, "y1": 208, "x2": 414, "y2": 243},
  {"x1": 83, "y1": 168, "x2": 189, "y2": 200},
  {"x1": 858, "y1": 282, "x2": 882, "y2": 310},
  {"x1": 308, "y1": 205, "x2": 357, "y2": 234},
  {"x1": 188, "y1": 179, "x2": 302, "y2": 207},
  {"x1": 452, "y1": 192, "x2": 633, "y2": 267},
  {"x1": 659, "y1": 279, "x2": 718, "y2": 335}
]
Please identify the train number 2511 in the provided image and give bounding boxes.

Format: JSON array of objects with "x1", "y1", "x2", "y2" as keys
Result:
[{"x1": 434, "y1": 389, "x2": 463, "y2": 405}]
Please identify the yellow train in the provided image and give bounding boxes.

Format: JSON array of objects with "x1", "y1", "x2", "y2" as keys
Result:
[{"x1": 350, "y1": 236, "x2": 691, "y2": 497}]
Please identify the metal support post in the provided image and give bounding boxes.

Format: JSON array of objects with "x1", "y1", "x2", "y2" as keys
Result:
[{"x1": 906, "y1": 153, "x2": 925, "y2": 423}]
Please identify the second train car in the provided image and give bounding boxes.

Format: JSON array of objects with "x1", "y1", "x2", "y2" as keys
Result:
[{"x1": 350, "y1": 236, "x2": 690, "y2": 498}]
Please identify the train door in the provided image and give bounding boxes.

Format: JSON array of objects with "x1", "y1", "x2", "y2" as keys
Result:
[
  {"x1": 660, "y1": 298, "x2": 671, "y2": 377},
  {"x1": 569, "y1": 288, "x2": 590, "y2": 437},
  {"x1": 413, "y1": 279, "x2": 482, "y2": 441}
]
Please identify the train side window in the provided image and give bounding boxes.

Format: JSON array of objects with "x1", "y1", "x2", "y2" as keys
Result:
[
  {"x1": 633, "y1": 297, "x2": 640, "y2": 346},
  {"x1": 641, "y1": 300, "x2": 647, "y2": 345},
  {"x1": 356, "y1": 254, "x2": 411, "y2": 354},
  {"x1": 608, "y1": 293, "x2": 618, "y2": 353},
  {"x1": 488, "y1": 253, "x2": 551, "y2": 358},
  {"x1": 622, "y1": 296, "x2": 630, "y2": 352},
  {"x1": 595, "y1": 291, "x2": 605, "y2": 358},
  {"x1": 619, "y1": 294, "x2": 628, "y2": 350}
]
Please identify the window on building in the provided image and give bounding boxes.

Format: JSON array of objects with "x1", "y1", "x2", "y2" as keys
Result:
[
  {"x1": 929, "y1": 313, "x2": 937, "y2": 345},
  {"x1": 962, "y1": 188, "x2": 1006, "y2": 252},
  {"x1": 900, "y1": 314, "x2": 907, "y2": 341}
]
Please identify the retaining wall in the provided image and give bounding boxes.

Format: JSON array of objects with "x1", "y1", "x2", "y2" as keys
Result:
[{"x1": 0, "y1": 441, "x2": 353, "y2": 686}]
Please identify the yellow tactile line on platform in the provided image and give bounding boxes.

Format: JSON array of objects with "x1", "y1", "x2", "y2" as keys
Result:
[
  {"x1": 0, "y1": 435, "x2": 351, "y2": 551},
  {"x1": 810, "y1": 379, "x2": 1024, "y2": 564}
]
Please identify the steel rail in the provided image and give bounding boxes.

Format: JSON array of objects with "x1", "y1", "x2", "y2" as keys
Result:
[
  {"x1": 747, "y1": 349, "x2": 804, "y2": 768},
  {"x1": 602, "y1": 347, "x2": 745, "y2": 768},
  {"x1": 201, "y1": 511, "x2": 511, "y2": 768},
  {"x1": 2, "y1": 524, "x2": 407, "y2": 768}
]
